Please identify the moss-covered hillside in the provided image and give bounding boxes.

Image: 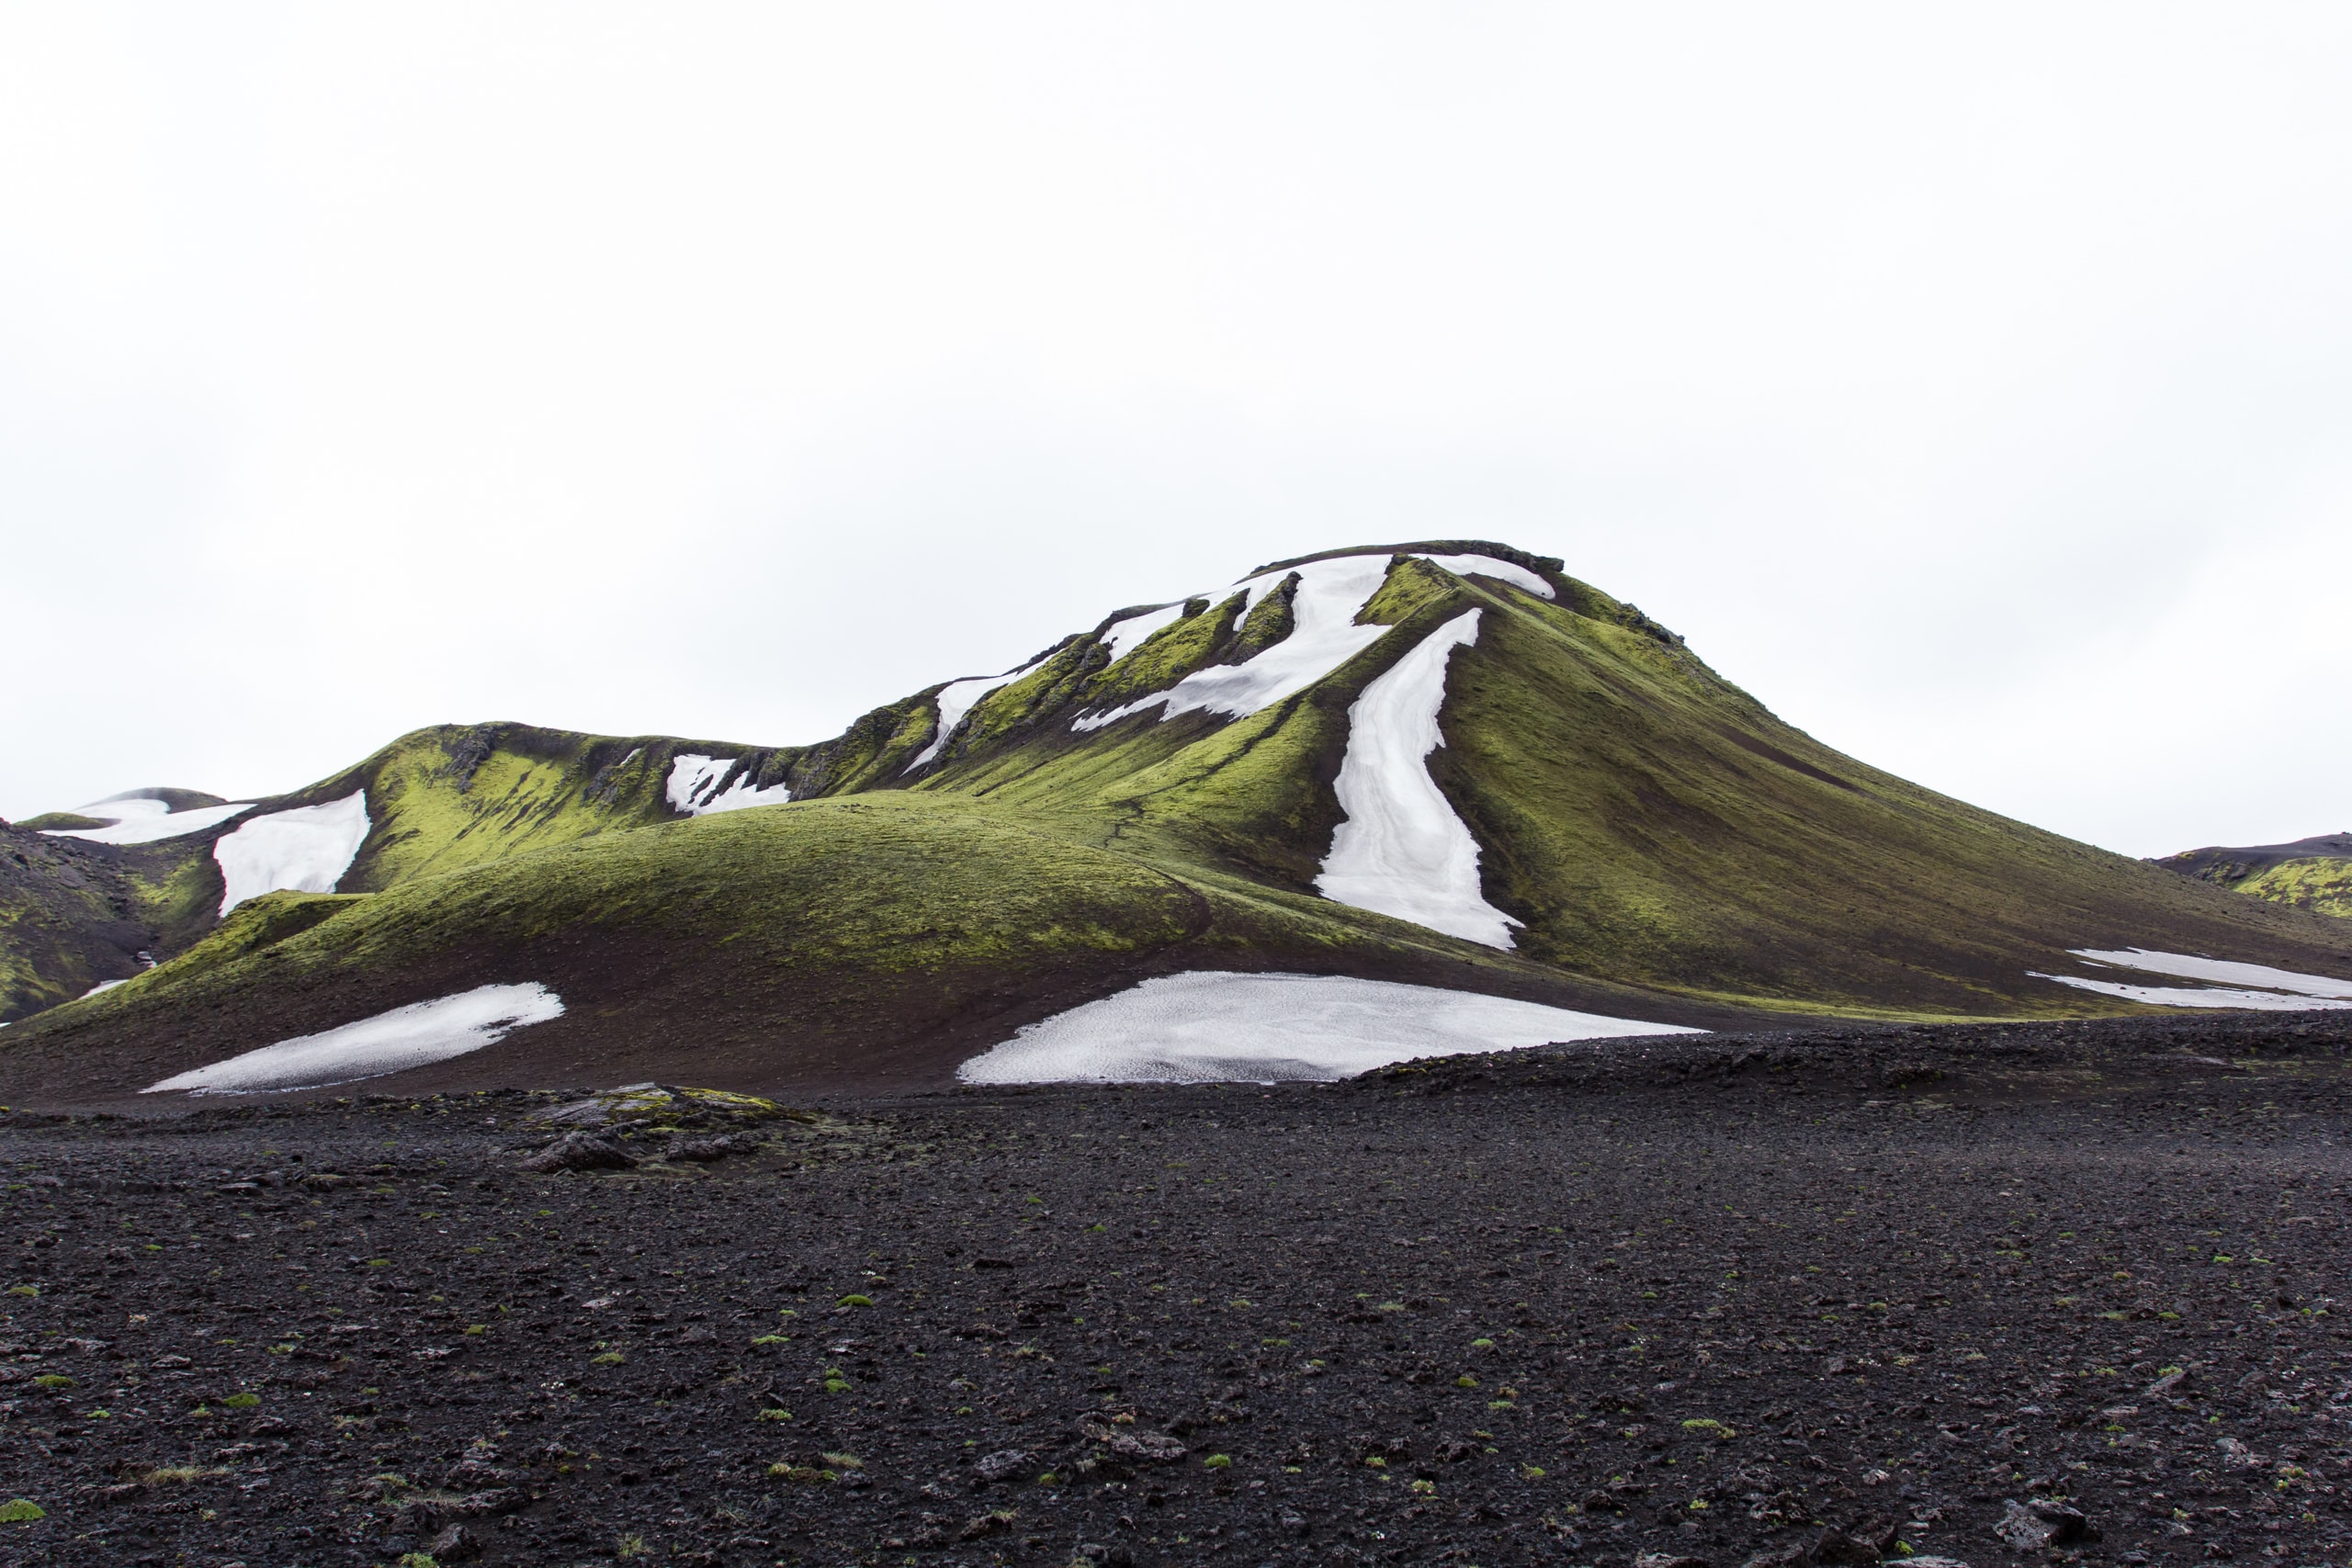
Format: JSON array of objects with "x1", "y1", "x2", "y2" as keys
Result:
[{"x1": 6, "y1": 540, "x2": 2349, "y2": 1099}]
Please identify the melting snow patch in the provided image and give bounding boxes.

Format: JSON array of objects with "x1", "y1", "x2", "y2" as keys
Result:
[
  {"x1": 906, "y1": 649, "x2": 1059, "y2": 772},
  {"x1": 1073, "y1": 555, "x2": 1394, "y2": 729},
  {"x1": 2069, "y1": 948, "x2": 2352, "y2": 999},
  {"x1": 214, "y1": 791, "x2": 371, "y2": 915},
  {"x1": 2033, "y1": 976, "x2": 2349, "y2": 1011},
  {"x1": 1099, "y1": 603, "x2": 1192, "y2": 664},
  {"x1": 958, "y1": 970, "x2": 1698, "y2": 1084},
  {"x1": 666, "y1": 754, "x2": 791, "y2": 817},
  {"x1": 1071, "y1": 552, "x2": 1552, "y2": 733},
  {"x1": 1412, "y1": 553, "x2": 1556, "y2": 600},
  {"x1": 1315, "y1": 609, "x2": 1518, "y2": 948},
  {"x1": 2035, "y1": 947, "x2": 2352, "y2": 1010},
  {"x1": 43, "y1": 794, "x2": 254, "y2": 845},
  {"x1": 142, "y1": 982, "x2": 566, "y2": 1096}
]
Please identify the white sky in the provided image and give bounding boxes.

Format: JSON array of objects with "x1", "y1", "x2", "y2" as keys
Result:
[{"x1": 4, "y1": 4, "x2": 2347, "y2": 858}]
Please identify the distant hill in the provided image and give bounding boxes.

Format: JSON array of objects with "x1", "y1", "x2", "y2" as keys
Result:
[
  {"x1": 2155, "y1": 832, "x2": 2352, "y2": 919},
  {"x1": 5, "y1": 540, "x2": 2348, "y2": 1102}
]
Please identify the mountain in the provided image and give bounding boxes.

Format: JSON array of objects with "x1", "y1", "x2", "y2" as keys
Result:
[
  {"x1": 5, "y1": 540, "x2": 2349, "y2": 1105},
  {"x1": 2155, "y1": 832, "x2": 2352, "y2": 919}
]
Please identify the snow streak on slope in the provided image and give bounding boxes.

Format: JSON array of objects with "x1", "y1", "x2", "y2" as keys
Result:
[
  {"x1": 2033, "y1": 947, "x2": 2352, "y2": 1010},
  {"x1": 1413, "y1": 554, "x2": 1556, "y2": 601},
  {"x1": 1072, "y1": 552, "x2": 1551, "y2": 732},
  {"x1": 1099, "y1": 603, "x2": 1191, "y2": 664},
  {"x1": 906, "y1": 650, "x2": 1058, "y2": 772},
  {"x1": 958, "y1": 970, "x2": 1695, "y2": 1084},
  {"x1": 213, "y1": 791, "x2": 371, "y2": 915},
  {"x1": 2070, "y1": 948, "x2": 2352, "y2": 999},
  {"x1": 666, "y1": 755, "x2": 790, "y2": 817},
  {"x1": 43, "y1": 794, "x2": 254, "y2": 844},
  {"x1": 1315, "y1": 609, "x2": 1519, "y2": 949},
  {"x1": 142, "y1": 982, "x2": 565, "y2": 1095},
  {"x1": 2034, "y1": 974, "x2": 2352, "y2": 1011}
]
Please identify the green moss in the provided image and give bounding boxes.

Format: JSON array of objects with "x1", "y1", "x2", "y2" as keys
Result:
[
  {"x1": 2230, "y1": 858, "x2": 2352, "y2": 919},
  {"x1": 1228, "y1": 575, "x2": 1299, "y2": 660},
  {"x1": 16, "y1": 813, "x2": 107, "y2": 832},
  {"x1": 1356, "y1": 555, "x2": 1458, "y2": 626},
  {"x1": 348, "y1": 727, "x2": 675, "y2": 890}
]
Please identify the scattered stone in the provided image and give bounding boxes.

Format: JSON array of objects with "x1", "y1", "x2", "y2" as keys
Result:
[
  {"x1": 519, "y1": 1132, "x2": 637, "y2": 1174},
  {"x1": 1994, "y1": 1497, "x2": 2098, "y2": 1552},
  {"x1": 428, "y1": 1522, "x2": 483, "y2": 1562},
  {"x1": 665, "y1": 1134, "x2": 755, "y2": 1163},
  {"x1": 2214, "y1": 1436, "x2": 2263, "y2": 1468},
  {"x1": 972, "y1": 1449, "x2": 1032, "y2": 1482},
  {"x1": 1079, "y1": 1418, "x2": 1185, "y2": 1462},
  {"x1": 1810, "y1": 1527, "x2": 1883, "y2": 1564},
  {"x1": 958, "y1": 1508, "x2": 1016, "y2": 1540}
]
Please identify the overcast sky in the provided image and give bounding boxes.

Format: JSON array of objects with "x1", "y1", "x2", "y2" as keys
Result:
[{"x1": 4, "y1": 4, "x2": 2348, "y2": 857}]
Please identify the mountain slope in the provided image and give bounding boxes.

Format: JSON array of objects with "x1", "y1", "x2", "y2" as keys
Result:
[
  {"x1": 2157, "y1": 833, "x2": 2352, "y2": 919},
  {"x1": 5, "y1": 540, "x2": 2350, "y2": 1101},
  {"x1": 4, "y1": 793, "x2": 1730, "y2": 1103}
]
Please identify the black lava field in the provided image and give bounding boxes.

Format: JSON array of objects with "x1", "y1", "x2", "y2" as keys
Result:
[{"x1": 3, "y1": 1010, "x2": 2349, "y2": 1568}]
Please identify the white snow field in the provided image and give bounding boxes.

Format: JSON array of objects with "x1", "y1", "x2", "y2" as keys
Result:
[
  {"x1": 665, "y1": 754, "x2": 791, "y2": 817},
  {"x1": 142, "y1": 982, "x2": 566, "y2": 1096},
  {"x1": 42, "y1": 793, "x2": 254, "y2": 845},
  {"x1": 957, "y1": 970, "x2": 1697, "y2": 1084},
  {"x1": 906, "y1": 650, "x2": 1058, "y2": 771},
  {"x1": 1098, "y1": 602, "x2": 1192, "y2": 664},
  {"x1": 2034, "y1": 947, "x2": 2352, "y2": 1010},
  {"x1": 1315, "y1": 609, "x2": 1520, "y2": 948},
  {"x1": 1072, "y1": 552, "x2": 1550, "y2": 732},
  {"x1": 212, "y1": 791, "x2": 372, "y2": 915}
]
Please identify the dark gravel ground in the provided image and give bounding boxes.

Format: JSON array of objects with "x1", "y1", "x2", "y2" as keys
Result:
[{"x1": 4, "y1": 1010, "x2": 2351, "y2": 1568}]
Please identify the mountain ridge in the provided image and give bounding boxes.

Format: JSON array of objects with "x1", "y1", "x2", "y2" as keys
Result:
[{"x1": 5, "y1": 540, "x2": 2349, "y2": 1102}]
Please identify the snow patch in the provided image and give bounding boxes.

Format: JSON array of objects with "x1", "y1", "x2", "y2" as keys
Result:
[
  {"x1": 957, "y1": 970, "x2": 1698, "y2": 1084},
  {"x1": 906, "y1": 649, "x2": 1058, "y2": 772},
  {"x1": 2034, "y1": 974, "x2": 2349, "y2": 1011},
  {"x1": 43, "y1": 794, "x2": 254, "y2": 845},
  {"x1": 666, "y1": 754, "x2": 791, "y2": 817},
  {"x1": 1073, "y1": 554, "x2": 1394, "y2": 729},
  {"x1": 142, "y1": 982, "x2": 566, "y2": 1096},
  {"x1": 1071, "y1": 551, "x2": 1552, "y2": 733},
  {"x1": 1414, "y1": 553, "x2": 1556, "y2": 600},
  {"x1": 1099, "y1": 603, "x2": 1191, "y2": 665},
  {"x1": 2034, "y1": 947, "x2": 2352, "y2": 1010},
  {"x1": 1315, "y1": 608, "x2": 1519, "y2": 948},
  {"x1": 213, "y1": 792, "x2": 371, "y2": 915},
  {"x1": 2069, "y1": 947, "x2": 2352, "y2": 999}
]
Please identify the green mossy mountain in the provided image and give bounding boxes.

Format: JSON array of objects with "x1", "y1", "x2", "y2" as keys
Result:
[
  {"x1": 2156, "y1": 833, "x2": 2352, "y2": 919},
  {"x1": 5, "y1": 540, "x2": 2348, "y2": 1100}
]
